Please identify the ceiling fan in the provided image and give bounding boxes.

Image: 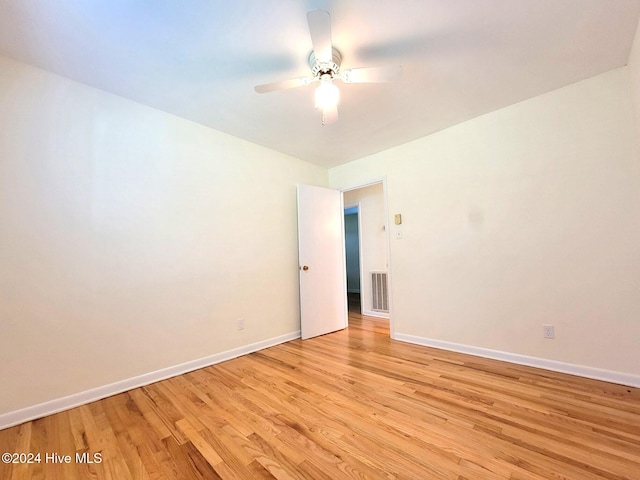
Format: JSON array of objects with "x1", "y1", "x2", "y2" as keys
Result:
[{"x1": 254, "y1": 9, "x2": 402, "y2": 125}]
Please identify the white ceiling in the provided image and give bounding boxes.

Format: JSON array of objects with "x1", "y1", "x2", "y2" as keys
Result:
[{"x1": 1, "y1": 0, "x2": 639, "y2": 168}]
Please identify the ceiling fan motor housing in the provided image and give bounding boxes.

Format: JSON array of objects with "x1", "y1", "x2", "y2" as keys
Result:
[{"x1": 309, "y1": 47, "x2": 342, "y2": 77}]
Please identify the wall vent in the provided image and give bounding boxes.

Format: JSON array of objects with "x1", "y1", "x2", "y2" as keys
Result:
[{"x1": 371, "y1": 271, "x2": 389, "y2": 313}]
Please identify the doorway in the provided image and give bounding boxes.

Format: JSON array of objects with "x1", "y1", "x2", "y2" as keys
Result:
[
  {"x1": 342, "y1": 181, "x2": 390, "y2": 323},
  {"x1": 296, "y1": 182, "x2": 390, "y2": 340}
]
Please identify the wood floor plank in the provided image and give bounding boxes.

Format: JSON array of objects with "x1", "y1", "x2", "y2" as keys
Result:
[
  {"x1": 128, "y1": 389, "x2": 173, "y2": 441},
  {"x1": 1, "y1": 313, "x2": 639, "y2": 479},
  {"x1": 8, "y1": 422, "x2": 32, "y2": 480},
  {"x1": 174, "y1": 419, "x2": 223, "y2": 468}
]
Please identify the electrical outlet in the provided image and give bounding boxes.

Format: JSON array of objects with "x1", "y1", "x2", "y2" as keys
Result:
[
  {"x1": 543, "y1": 324, "x2": 554, "y2": 339},
  {"x1": 237, "y1": 318, "x2": 244, "y2": 330}
]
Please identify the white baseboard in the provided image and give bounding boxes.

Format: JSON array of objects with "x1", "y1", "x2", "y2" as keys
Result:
[
  {"x1": 394, "y1": 333, "x2": 640, "y2": 388},
  {"x1": 0, "y1": 331, "x2": 301, "y2": 431},
  {"x1": 362, "y1": 309, "x2": 390, "y2": 319}
]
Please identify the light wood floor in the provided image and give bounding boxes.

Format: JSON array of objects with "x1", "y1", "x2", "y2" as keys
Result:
[{"x1": 1, "y1": 313, "x2": 639, "y2": 479}]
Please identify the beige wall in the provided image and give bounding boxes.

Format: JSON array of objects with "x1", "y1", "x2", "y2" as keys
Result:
[
  {"x1": 330, "y1": 67, "x2": 640, "y2": 377},
  {"x1": 0, "y1": 55, "x2": 327, "y2": 415},
  {"x1": 629, "y1": 15, "x2": 640, "y2": 161},
  {"x1": 343, "y1": 183, "x2": 388, "y2": 316}
]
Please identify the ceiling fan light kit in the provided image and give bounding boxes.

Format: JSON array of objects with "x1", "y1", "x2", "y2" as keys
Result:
[
  {"x1": 314, "y1": 76, "x2": 339, "y2": 110},
  {"x1": 254, "y1": 9, "x2": 402, "y2": 125}
]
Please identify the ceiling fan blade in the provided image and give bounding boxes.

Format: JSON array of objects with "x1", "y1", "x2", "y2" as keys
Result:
[
  {"x1": 254, "y1": 76, "x2": 315, "y2": 94},
  {"x1": 307, "y1": 9, "x2": 332, "y2": 64},
  {"x1": 322, "y1": 104, "x2": 338, "y2": 125},
  {"x1": 339, "y1": 65, "x2": 403, "y2": 84}
]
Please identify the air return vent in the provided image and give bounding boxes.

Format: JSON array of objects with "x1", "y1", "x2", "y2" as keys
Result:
[{"x1": 371, "y1": 271, "x2": 389, "y2": 313}]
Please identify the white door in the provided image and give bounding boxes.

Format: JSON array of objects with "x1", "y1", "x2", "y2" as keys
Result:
[{"x1": 297, "y1": 184, "x2": 347, "y2": 339}]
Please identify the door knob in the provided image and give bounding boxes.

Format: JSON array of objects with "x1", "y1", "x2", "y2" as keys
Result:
[{"x1": 302, "y1": 265, "x2": 310, "y2": 271}]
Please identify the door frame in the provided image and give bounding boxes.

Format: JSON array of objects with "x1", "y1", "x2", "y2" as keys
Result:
[{"x1": 340, "y1": 176, "x2": 394, "y2": 338}]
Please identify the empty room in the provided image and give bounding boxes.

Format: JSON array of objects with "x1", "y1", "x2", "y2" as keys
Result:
[{"x1": 1, "y1": 1, "x2": 639, "y2": 479}]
